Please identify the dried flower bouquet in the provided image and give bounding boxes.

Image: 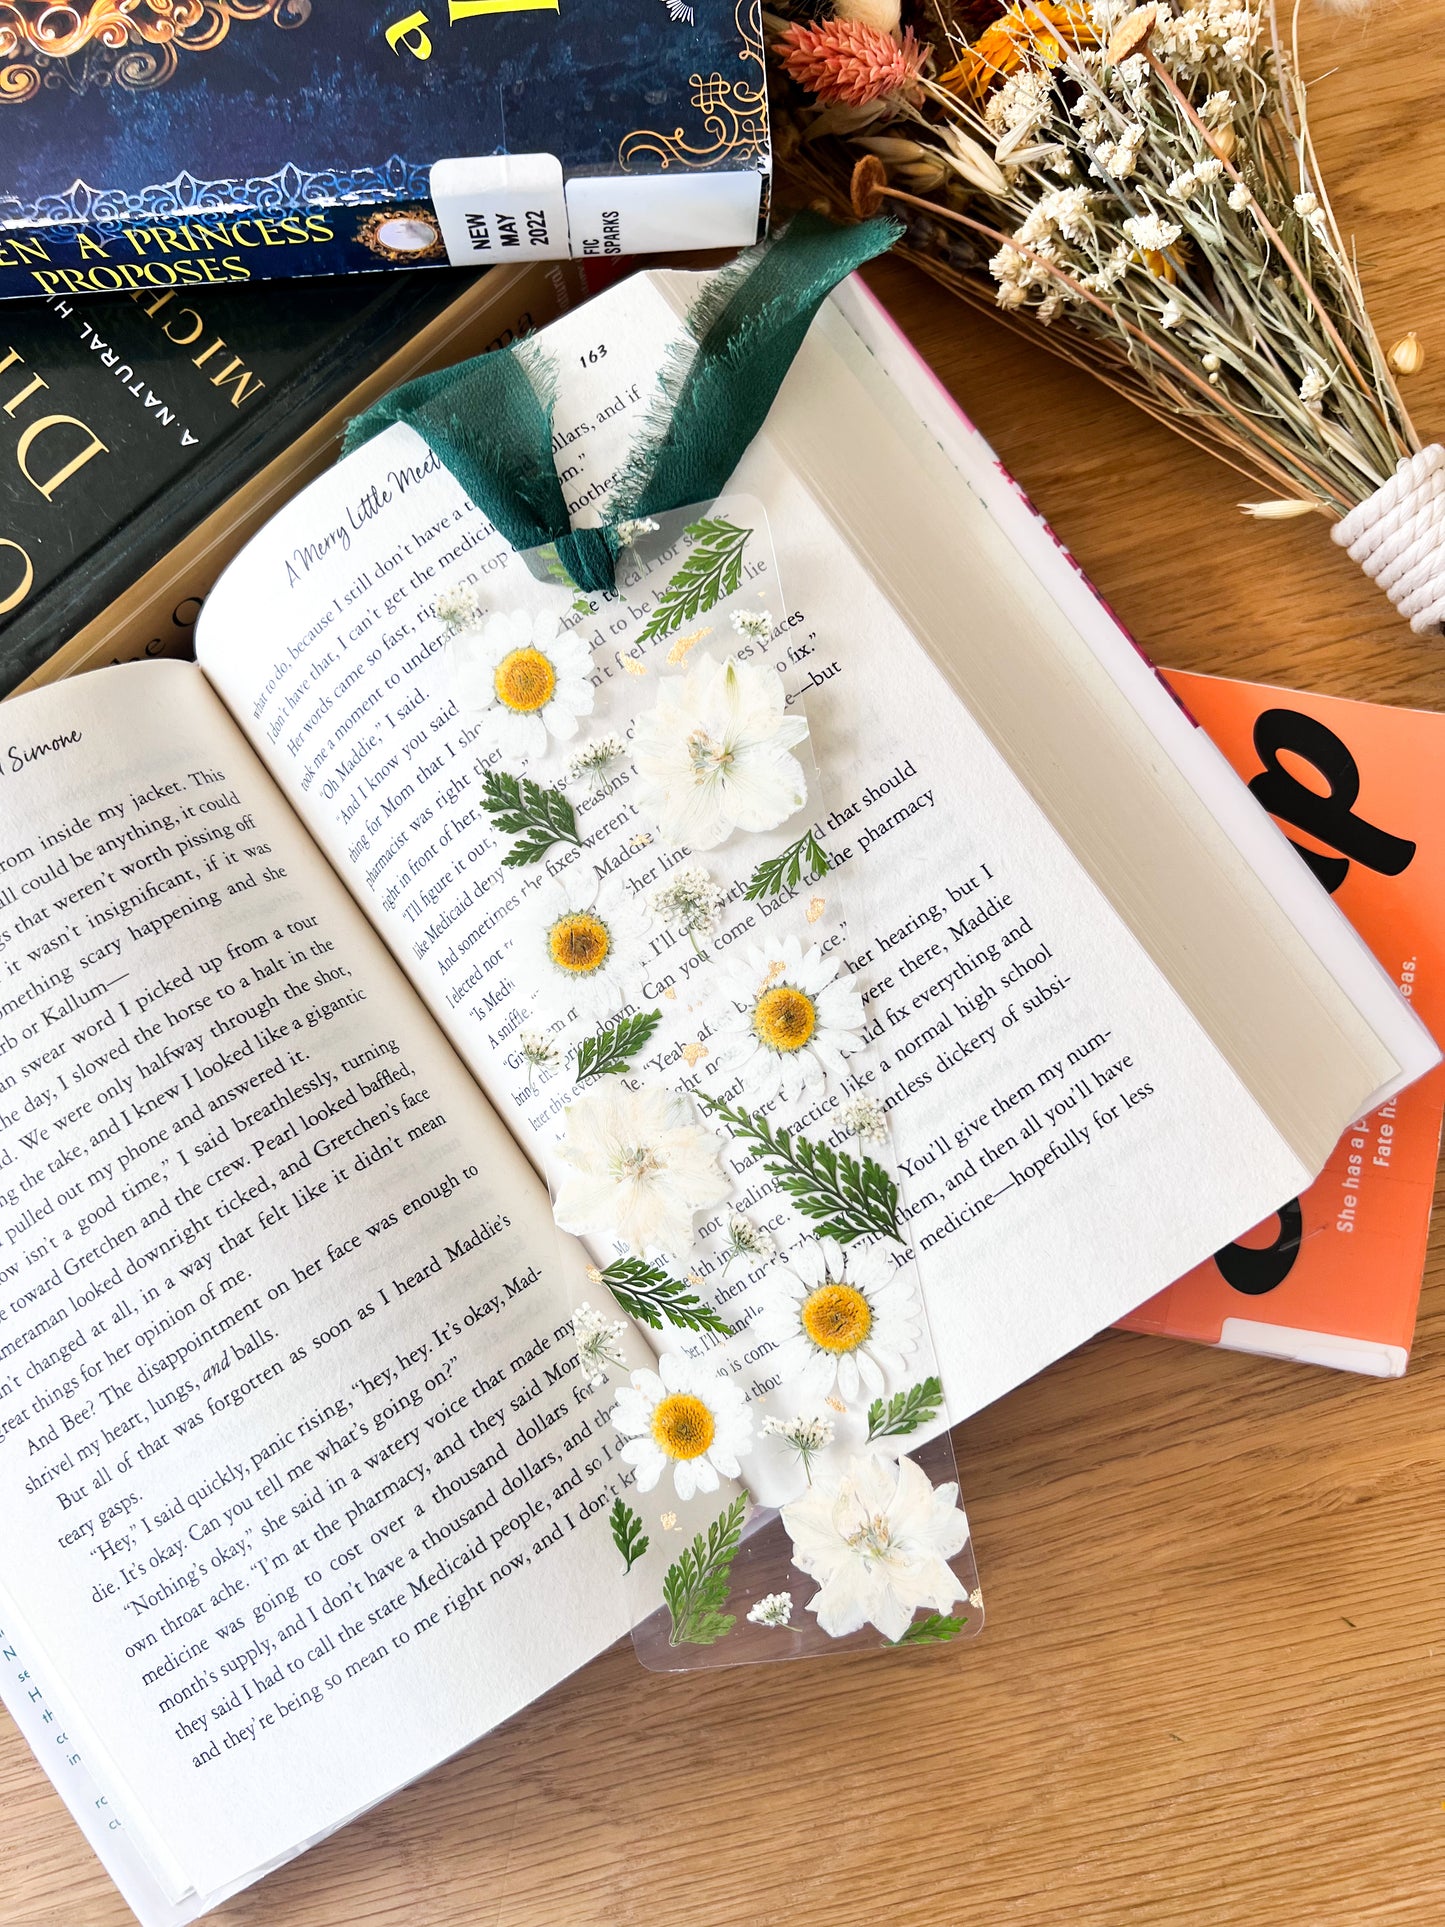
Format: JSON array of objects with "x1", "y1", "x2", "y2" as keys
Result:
[{"x1": 769, "y1": 0, "x2": 1445, "y2": 634}]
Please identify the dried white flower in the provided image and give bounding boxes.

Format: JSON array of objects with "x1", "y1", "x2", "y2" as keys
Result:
[
  {"x1": 566, "y1": 732, "x2": 628, "y2": 797},
  {"x1": 614, "y1": 517, "x2": 659, "y2": 548},
  {"x1": 1159, "y1": 296, "x2": 1185, "y2": 330},
  {"x1": 1124, "y1": 213, "x2": 1184, "y2": 255},
  {"x1": 1202, "y1": 352, "x2": 1222, "y2": 371},
  {"x1": 1227, "y1": 180, "x2": 1252, "y2": 211},
  {"x1": 761, "y1": 1411, "x2": 836, "y2": 1483},
  {"x1": 1193, "y1": 156, "x2": 1225, "y2": 186},
  {"x1": 1201, "y1": 90, "x2": 1235, "y2": 129},
  {"x1": 1299, "y1": 363, "x2": 1329, "y2": 405},
  {"x1": 1168, "y1": 168, "x2": 1200, "y2": 201},
  {"x1": 747, "y1": 1590, "x2": 795, "y2": 1628},
  {"x1": 571, "y1": 1302, "x2": 630, "y2": 1388},
  {"x1": 648, "y1": 863, "x2": 726, "y2": 945},
  {"x1": 1293, "y1": 190, "x2": 1329, "y2": 240},
  {"x1": 730, "y1": 607, "x2": 773, "y2": 644},
  {"x1": 840, "y1": 1094, "x2": 889, "y2": 1144},
  {"x1": 434, "y1": 583, "x2": 483, "y2": 634},
  {"x1": 722, "y1": 1213, "x2": 775, "y2": 1267},
  {"x1": 518, "y1": 1027, "x2": 559, "y2": 1072}
]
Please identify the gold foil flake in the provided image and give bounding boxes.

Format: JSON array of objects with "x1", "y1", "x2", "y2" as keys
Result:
[
  {"x1": 761, "y1": 959, "x2": 786, "y2": 988},
  {"x1": 805, "y1": 894, "x2": 827, "y2": 924},
  {"x1": 662, "y1": 985, "x2": 678, "y2": 1000},
  {"x1": 660, "y1": 1511, "x2": 679, "y2": 1531},
  {"x1": 824, "y1": 1395, "x2": 848, "y2": 1414},
  {"x1": 621, "y1": 655, "x2": 648, "y2": 677},
  {"x1": 680, "y1": 1041, "x2": 708, "y2": 1067},
  {"x1": 628, "y1": 832, "x2": 653, "y2": 851},
  {"x1": 666, "y1": 623, "x2": 712, "y2": 665}
]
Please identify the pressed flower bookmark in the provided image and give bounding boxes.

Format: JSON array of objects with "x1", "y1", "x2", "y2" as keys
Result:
[{"x1": 429, "y1": 497, "x2": 983, "y2": 1670}]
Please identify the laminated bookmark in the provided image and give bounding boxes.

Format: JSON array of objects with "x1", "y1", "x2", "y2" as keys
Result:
[{"x1": 344, "y1": 216, "x2": 984, "y2": 1669}]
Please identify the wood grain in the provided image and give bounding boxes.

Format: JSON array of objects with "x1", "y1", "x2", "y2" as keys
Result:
[{"x1": 3, "y1": 6, "x2": 1442, "y2": 1922}]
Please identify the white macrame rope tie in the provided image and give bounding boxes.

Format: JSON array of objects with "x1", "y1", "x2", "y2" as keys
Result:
[{"x1": 1332, "y1": 443, "x2": 1445, "y2": 637}]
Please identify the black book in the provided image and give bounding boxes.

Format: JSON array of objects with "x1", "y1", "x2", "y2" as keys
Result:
[{"x1": 0, "y1": 267, "x2": 489, "y2": 694}]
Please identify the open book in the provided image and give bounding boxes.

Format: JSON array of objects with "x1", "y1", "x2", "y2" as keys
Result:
[{"x1": 0, "y1": 263, "x2": 1435, "y2": 1923}]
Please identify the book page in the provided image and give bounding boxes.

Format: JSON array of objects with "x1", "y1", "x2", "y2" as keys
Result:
[
  {"x1": 0, "y1": 663, "x2": 632, "y2": 1899},
  {"x1": 196, "y1": 274, "x2": 1323, "y2": 1422}
]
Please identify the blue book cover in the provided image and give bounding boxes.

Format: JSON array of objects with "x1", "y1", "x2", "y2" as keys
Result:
[{"x1": 0, "y1": 0, "x2": 769, "y2": 301}]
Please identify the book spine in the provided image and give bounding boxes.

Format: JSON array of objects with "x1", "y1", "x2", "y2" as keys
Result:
[
  {"x1": 0, "y1": 208, "x2": 456, "y2": 303},
  {"x1": 0, "y1": 162, "x2": 769, "y2": 303}
]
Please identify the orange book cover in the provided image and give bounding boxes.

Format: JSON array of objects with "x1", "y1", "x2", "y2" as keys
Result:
[{"x1": 1118, "y1": 671, "x2": 1445, "y2": 1376}]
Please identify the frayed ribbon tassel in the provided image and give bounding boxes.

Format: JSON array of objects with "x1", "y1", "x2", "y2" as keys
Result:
[{"x1": 1331, "y1": 445, "x2": 1445, "y2": 637}]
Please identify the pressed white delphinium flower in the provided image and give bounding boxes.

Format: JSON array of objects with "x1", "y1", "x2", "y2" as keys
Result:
[
  {"x1": 571, "y1": 1302, "x2": 629, "y2": 1388},
  {"x1": 781, "y1": 1452, "x2": 971, "y2": 1643},
  {"x1": 517, "y1": 868, "x2": 643, "y2": 1021},
  {"x1": 747, "y1": 1591, "x2": 794, "y2": 1629},
  {"x1": 614, "y1": 515, "x2": 660, "y2": 547},
  {"x1": 756, "y1": 1236, "x2": 920, "y2": 1404},
  {"x1": 648, "y1": 863, "x2": 726, "y2": 949},
  {"x1": 611, "y1": 1352, "x2": 752, "y2": 1500},
  {"x1": 632, "y1": 653, "x2": 809, "y2": 850},
  {"x1": 566, "y1": 733, "x2": 628, "y2": 799},
  {"x1": 714, "y1": 935, "x2": 865, "y2": 1104},
  {"x1": 839, "y1": 1094, "x2": 889, "y2": 1147},
  {"x1": 449, "y1": 608, "x2": 594, "y2": 757},
  {"x1": 552, "y1": 1082, "x2": 731, "y2": 1260},
  {"x1": 730, "y1": 607, "x2": 773, "y2": 644},
  {"x1": 761, "y1": 1411, "x2": 835, "y2": 1485},
  {"x1": 721, "y1": 1212, "x2": 775, "y2": 1273}
]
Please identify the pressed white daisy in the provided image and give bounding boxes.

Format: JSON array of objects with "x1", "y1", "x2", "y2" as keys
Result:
[
  {"x1": 648, "y1": 863, "x2": 726, "y2": 947},
  {"x1": 730, "y1": 607, "x2": 773, "y2": 644},
  {"x1": 516, "y1": 868, "x2": 642, "y2": 1021},
  {"x1": 714, "y1": 935, "x2": 865, "y2": 1104},
  {"x1": 760, "y1": 1411, "x2": 835, "y2": 1483},
  {"x1": 449, "y1": 607, "x2": 594, "y2": 758},
  {"x1": 565, "y1": 732, "x2": 628, "y2": 799},
  {"x1": 632, "y1": 653, "x2": 809, "y2": 851},
  {"x1": 747, "y1": 1591, "x2": 794, "y2": 1629},
  {"x1": 755, "y1": 1236, "x2": 920, "y2": 1404},
  {"x1": 552, "y1": 1082, "x2": 731, "y2": 1260},
  {"x1": 839, "y1": 1094, "x2": 889, "y2": 1146},
  {"x1": 781, "y1": 1452, "x2": 970, "y2": 1643},
  {"x1": 611, "y1": 1351, "x2": 753, "y2": 1501},
  {"x1": 570, "y1": 1302, "x2": 629, "y2": 1388}
]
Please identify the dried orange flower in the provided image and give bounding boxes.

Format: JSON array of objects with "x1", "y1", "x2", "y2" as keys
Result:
[
  {"x1": 778, "y1": 19, "x2": 929, "y2": 108},
  {"x1": 939, "y1": 2, "x2": 1096, "y2": 101}
]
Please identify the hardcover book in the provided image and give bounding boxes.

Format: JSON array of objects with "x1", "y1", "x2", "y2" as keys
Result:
[
  {"x1": 1119, "y1": 672, "x2": 1445, "y2": 1377},
  {"x1": 0, "y1": 259, "x2": 589, "y2": 697},
  {"x1": 0, "y1": 0, "x2": 769, "y2": 304},
  {"x1": 0, "y1": 263, "x2": 1434, "y2": 1922}
]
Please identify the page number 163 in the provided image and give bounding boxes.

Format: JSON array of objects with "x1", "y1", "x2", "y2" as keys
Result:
[{"x1": 579, "y1": 344, "x2": 607, "y2": 366}]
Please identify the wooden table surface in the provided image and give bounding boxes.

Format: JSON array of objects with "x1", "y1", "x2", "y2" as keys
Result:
[{"x1": 4, "y1": 6, "x2": 1443, "y2": 1923}]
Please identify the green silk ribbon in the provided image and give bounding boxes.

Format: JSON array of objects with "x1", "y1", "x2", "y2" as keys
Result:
[{"x1": 341, "y1": 212, "x2": 901, "y2": 594}]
